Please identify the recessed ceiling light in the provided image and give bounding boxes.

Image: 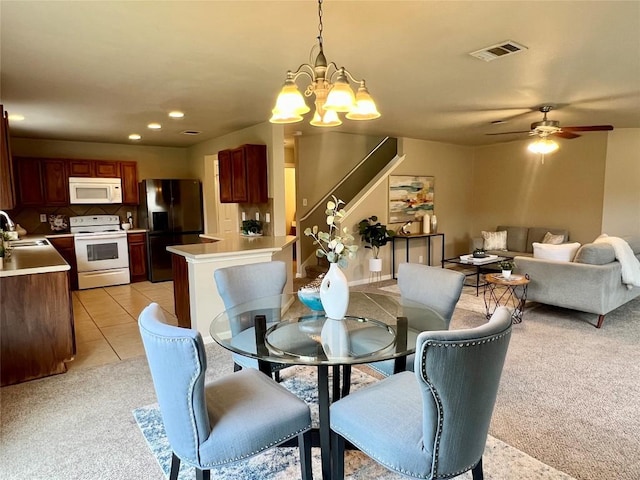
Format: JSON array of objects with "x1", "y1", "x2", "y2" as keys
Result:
[
  {"x1": 129, "y1": 134, "x2": 141, "y2": 140},
  {"x1": 168, "y1": 111, "x2": 184, "y2": 118},
  {"x1": 8, "y1": 114, "x2": 25, "y2": 121},
  {"x1": 147, "y1": 123, "x2": 162, "y2": 130},
  {"x1": 180, "y1": 130, "x2": 201, "y2": 135}
]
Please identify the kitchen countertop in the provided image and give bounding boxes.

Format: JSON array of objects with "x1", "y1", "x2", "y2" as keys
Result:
[
  {"x1": 166, "y1": 233, "x2": 296, "y2": 260},
  {"x1": 0, "y1": 238, "x2": 70, "y2": 277}
]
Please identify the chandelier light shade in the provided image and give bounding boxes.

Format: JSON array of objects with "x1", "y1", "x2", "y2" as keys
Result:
[{"x1": 269, "y1": 0, "x2": 380, "y2": 127}]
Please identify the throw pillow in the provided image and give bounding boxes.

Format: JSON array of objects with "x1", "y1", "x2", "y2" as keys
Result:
[
  {"x1": 542, "y1": 231, "x2": 565, "y2": 245},
  {"x1": 533, "y1": 242, "x2": 581, "y2": 262},
  {"x1": 482, "y1": 230, "x2": 507, "y2": 251},
  {"x1": 574, "y1": 243, "x2": 616, "y2": 265}
]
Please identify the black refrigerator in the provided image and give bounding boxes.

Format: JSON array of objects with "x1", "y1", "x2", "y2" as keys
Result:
[{"x1": 138, "y1": 179, "x2": 204, "y2": 282}]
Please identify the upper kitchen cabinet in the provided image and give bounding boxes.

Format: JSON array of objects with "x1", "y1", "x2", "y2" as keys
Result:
[
  {"x1": 69, "y1": 159, "x2": 120, "y2": 178},
  {"x1": 119, "y1": 161, "x2": 138, "y2": 205},
  {"x1": 0, "y1": 106, "x2": 16, "y2": 210},
  {"x1": 14, "y1": 157, "x2": 68, "y2": 206},
  {"x1": 218, "y1": 144, "x2": 268, "y2": 204}
]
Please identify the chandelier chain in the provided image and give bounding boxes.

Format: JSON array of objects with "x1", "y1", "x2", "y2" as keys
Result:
[{"x1": 317, "y1": 0, "x2": 324, "y2": 50}]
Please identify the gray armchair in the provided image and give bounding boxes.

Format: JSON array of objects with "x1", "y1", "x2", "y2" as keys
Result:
[
  {"x1": 138, "y1": 303, "x2": 312, "y2": 480},
  {"x1": 368, "y1": 263, "x2": 466, "y2": 376},
  {"x1": 214, "y1": 261, "x2": 288, "y2": 379},
  {"x1": 330, "y1": 306, "x2": 512, "y2": 480}
]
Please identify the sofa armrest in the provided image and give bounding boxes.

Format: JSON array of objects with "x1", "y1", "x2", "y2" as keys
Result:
[{"x1": 514, "y1": 256, "x2": 636, "y2": 316}]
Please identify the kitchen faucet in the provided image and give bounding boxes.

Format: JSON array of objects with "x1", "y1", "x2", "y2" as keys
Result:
[{"x1": 0, "y1": 210, "x2": 16, "y2": 231}]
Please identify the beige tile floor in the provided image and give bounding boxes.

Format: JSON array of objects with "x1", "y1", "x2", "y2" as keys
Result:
[{"x1": 67, "y1": 281, "x2": 177, "y2": 370}]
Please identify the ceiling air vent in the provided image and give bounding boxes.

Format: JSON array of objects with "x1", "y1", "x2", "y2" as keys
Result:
[
  {"x1": 181, "y1": 130, "x2": 201, "y2": 135},
  {"x1": 469, "y1": 40, "x2": 528, "y2": 62}
]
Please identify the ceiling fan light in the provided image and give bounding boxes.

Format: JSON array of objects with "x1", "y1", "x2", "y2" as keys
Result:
[
  {"x1": 528, "y1": 138, "x2": 559, "y2": 154},
  {"x1": 345, "y1": 84, "x2": 381, "y2": 120}
]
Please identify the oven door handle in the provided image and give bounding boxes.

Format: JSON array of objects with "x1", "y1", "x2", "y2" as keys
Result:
[{"x1": 75, "y1": 233, "x2": 126, "y2": 241}]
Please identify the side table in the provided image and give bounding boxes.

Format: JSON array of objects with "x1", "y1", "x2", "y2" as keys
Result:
[
  {"x1": 484, "y1": 273, "x2": 530, "y2": 323},
  {"x1": 391, "y1": 233, "x2": 445, "y2": 279}
]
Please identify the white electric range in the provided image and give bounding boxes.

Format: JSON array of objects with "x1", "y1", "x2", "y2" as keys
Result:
[{"x1": 70, "y1": 215, "x2": 130, "y2": 289}]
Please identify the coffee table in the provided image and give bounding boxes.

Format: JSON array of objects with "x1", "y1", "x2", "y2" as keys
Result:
[
  {"x1": 484, "y1": 273, "x2": 530, "y2": 323},
  {"x1": 443, "y1": 254, "x2": 506, "y2": 296}
]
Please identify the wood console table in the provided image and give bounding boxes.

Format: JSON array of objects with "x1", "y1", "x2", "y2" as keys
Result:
[{"x1": 391, "y1": 233, "x2": 445, "y2": 279}]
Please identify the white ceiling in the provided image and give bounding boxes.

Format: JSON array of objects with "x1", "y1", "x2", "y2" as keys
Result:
[{"x1": 2, "y1": 1, "x2": 639, "y2": 148}]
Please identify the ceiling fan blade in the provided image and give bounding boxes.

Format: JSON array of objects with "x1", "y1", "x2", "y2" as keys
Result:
[
  {"x1": 485, "y1": 130, "x2": 531, "y2": 136},
  {"x1": 562, "y1": 125, "x2": 614, "y2": 132},
  {"x1": 553, "y1": 131, "x2": 581, "y2": 139}
]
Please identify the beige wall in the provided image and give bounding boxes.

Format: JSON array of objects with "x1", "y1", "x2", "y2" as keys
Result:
[
  {"x1": 470, "y1": 133, "x2": 609, "y2": 245},
  {"x1": 602, "y1": 128, "x2": 640, "y2": 237},
  {"x1": 296, "y1": 132, "x2": 386, "y2": 219},
  {"x1": 398, "y1": 138, "x2": 475, "y2": 258},
  {"x1": 11, "y1": 138, "x2": 194, "y2": 179}
]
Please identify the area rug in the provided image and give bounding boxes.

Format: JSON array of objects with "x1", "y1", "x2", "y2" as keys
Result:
[{"x1": 133, "y1": 366, "x2": 574, "y2": 479}]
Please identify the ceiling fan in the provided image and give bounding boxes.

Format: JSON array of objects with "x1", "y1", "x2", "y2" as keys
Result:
[{"x1": 486, "y1": 105, "x2": 614, "y2": 139}]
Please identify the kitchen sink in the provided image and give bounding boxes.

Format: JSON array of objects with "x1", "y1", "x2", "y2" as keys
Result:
[{"x1": 8, "y1": 239, "x2": 50, "y2": 247}]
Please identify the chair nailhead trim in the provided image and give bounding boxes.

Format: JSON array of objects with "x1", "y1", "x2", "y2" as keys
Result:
[{"x1": 200, "y1": 424, "x2": 312, "y2": 467}]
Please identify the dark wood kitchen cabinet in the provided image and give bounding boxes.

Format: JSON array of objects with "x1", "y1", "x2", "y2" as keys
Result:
[
  {"x1": 1, "y1": 270, "x2": 75, "y2": 386},
  {"x1": 218, "y1": 144, "x2": 267, "y2": 203},
  {"x1": 14, "y1": 157, "x2": 68, "y2": 206},
  {"x1": 0, "y1": 106, "x2": 16, "y2": 210},
  {"x1": 48, "y1": 235, "x2": 78, "y2": 291},
  {"x1": 69, "y1": 159, "x2": 120, "y2": 178},
  {"x1": 120, "y1": 161, "x2": 139, "y2": 205},
  {"x1": 127, "y1": 232, "x2": 148, "y2": 283}
]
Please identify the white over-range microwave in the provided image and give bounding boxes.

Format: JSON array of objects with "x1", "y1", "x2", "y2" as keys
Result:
[{"x1": 69, "y1": 177, "x2": 123, "y2": 204}]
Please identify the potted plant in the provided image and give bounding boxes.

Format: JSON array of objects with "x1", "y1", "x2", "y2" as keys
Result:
[
  {"x1": 498, "y1": 259, "x2": 516, "y2": 279},
  {"x1": 358, "y1": 216, "x2": 395, "y2": 273},
  {"x1": 241, "y1": 219, "x2": 263, "y2": 236}
]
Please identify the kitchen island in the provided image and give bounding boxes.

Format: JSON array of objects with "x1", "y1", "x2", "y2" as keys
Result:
[
  {"x1": 0, "y1": 239, "x2": 75, "y2": 386},
  {"x1": 167, "y1": 233, "x2": 296, "y2": 339}
]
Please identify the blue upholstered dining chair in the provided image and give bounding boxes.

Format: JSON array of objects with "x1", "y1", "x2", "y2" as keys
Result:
[
  {"x1": 330, "y1": 306, "x2": 512, "y2": 480},
  {"x1": 368, "y1": 263, "x2": 466, "y2": 376},
  {"x1": 138, "y1": 303, "x2": 313, "y2": 480},
  {"x1": 214, "y1": 261, "x2": 289, "y2": 380}
]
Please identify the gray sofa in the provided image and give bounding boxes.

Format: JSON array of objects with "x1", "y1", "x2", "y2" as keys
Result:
[
  {"x1": 515, "y1": 236, "x2": 640, "y2": 328},
  {"x1": 472, "y1": 225, "x2": 570, "y2": 258}
]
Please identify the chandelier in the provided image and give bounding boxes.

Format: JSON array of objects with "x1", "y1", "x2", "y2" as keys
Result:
[{"x1": 269, "y1": 0, "x2": 380, "y2": 127}]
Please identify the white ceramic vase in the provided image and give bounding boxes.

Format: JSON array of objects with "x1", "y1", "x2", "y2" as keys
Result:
[
  {"x1": 502, "y1": 269, "x2": 512, "y2": 280},
  {"x1": 320, "y1": 318, "x2": 350, "y2": 359},
  {"x1": 369, "y1": 257, "x2": 383, "y2": 273},
  {"x1": 320, "y1": 263, "x2": 349, "y2": 320}
]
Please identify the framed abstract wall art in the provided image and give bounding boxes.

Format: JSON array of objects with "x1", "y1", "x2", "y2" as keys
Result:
[{"x1": 389, "y1": 175, "x2": 434, "y2": 223}]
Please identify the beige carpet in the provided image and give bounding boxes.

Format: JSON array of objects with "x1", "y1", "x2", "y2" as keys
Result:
[{"x1": 361, "y1": 280, "x2": 640, "y2": 480}]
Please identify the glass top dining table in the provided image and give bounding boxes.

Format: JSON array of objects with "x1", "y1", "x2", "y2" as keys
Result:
[
  {"x1": 210, "y1": 291, "x2": 446, "y2": 480},
  {"x1": 210, "y1": 291, "x2": 446, "y2": 367}
]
